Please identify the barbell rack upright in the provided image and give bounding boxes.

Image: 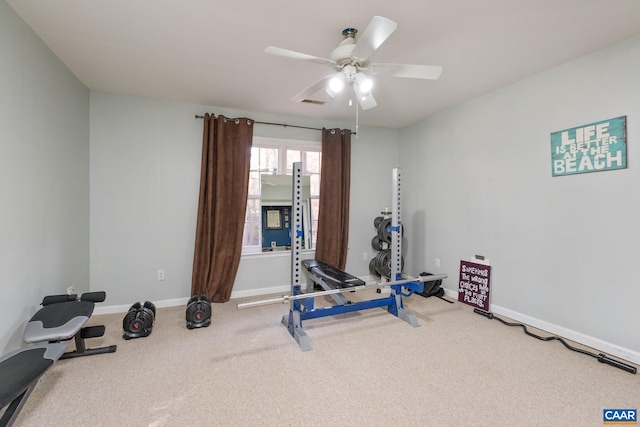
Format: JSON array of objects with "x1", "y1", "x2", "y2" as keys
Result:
[
  {"x1": 280, "y1": 162, "x2": 312, "y2": 351},
  {"x1": 389, "y1": 168, "x2": 419, "y2": 326}
]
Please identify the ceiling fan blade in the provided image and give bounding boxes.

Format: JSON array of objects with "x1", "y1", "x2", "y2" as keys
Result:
[
  {"x1": 292, "y1": 75, "x2": 334, "y2": 103},
  {"x1": 368, "y1": 63, "x2": 443, "y2": 80},
  {"x1": 350, "y1": 16, "x2": 398, "y2": 61},
  {"x1": 265, "y1": 46, "x2": 336, "y2": 66}
]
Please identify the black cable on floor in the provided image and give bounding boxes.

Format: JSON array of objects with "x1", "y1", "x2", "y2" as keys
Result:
[{"x1": 473, "y1": 308, "x2": 636, "y2": 375}]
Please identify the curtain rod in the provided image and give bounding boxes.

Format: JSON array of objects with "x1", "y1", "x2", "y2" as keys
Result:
[{"x1": 194, "y1": 115, "x2": 355, "y2": 135}]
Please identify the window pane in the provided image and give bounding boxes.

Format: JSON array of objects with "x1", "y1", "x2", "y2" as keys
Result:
[
  {"x1": 310, "y1": 198, "x2": 319, "y2": 221},
  {"x1": 242, "y1": 222, "x2": 261, "y2": 247},
  {"x1": 310, "y1": 196, "x2": 319, "y2": 249},
  {"x1": 248, "y1": 172, "x2": 260, "y2": 195},
  {"x1": 311, "y1": 220, "x2": 318, "y2": 248},
  {"x1": 310, "y1": 174, "x2": 320, "y2": 197},
  {"x1": 305, "y1": 151, "x2": 321, "y2": 174},
  {"x1": 245, "y1": 198, "x2": 261, "y2": 222},
  {"x1": 286, "y1": 150, "x2": 301, "y2": 174},
  {"x1": 250, "y1": 147, "x2": 260, "y2": 170},
  {"x1": 261, "y1": 148, "x2": 278, "y2": 174}
]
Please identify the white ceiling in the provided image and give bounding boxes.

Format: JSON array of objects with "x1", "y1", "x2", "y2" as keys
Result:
[{"x1": 7, "y1": 0, "x2": 640, "y2": 128}]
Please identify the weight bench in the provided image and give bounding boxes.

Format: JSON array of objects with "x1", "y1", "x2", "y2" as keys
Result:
[
  {"x1": 0, "y1": 343, "x2": 67, "y2": 426},
  {"x1": 23, "y1": 292, "x2": 117, "y2": 360},
  {"x1": 279, "y1": 259, "x2": 432, "y2": 351},
  {"x1": 301, "y1": 259, "x2": 365, "y2": 305},
  {"x1": 302, "y1": 259, "x2": 365, "y2": 289}
]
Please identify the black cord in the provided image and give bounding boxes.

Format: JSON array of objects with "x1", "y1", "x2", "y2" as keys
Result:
[
  {"x1": 436, "y1": 295, "x2": 454, "y2": 304},
  {"x1": 474, "y1": 308, "x2": 636, "y2": 375}
]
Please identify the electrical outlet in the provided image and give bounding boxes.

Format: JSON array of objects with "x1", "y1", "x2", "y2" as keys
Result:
[
  {"x1": 435, "y1": 258, "x2": 441, "y2": 268},
  {"x1": 157, "y1": 270, "x2": 165, "y2": 281},
  {"x1": 363, "y1": 252, "x2": 368, "y2": 261},
  {"x1": 67, "y1": 286, "x2": 75, "y2": 295}
]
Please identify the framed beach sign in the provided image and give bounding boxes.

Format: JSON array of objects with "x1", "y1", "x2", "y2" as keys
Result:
[{"x1": 550, "y1": 116, "x2": 627, "y2": 177}]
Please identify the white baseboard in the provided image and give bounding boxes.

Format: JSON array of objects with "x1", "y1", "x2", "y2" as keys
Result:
[
  {"x1": 229, "y1": 285, "x2": 290, "y2": 300},
  {"x1": 93, "y1": 286, "x2": 292, "y2": 316},
  {"x1": 93, "y1": 297, "x2": 192, "y2": 315},
  {"x1": 94, "y1": 275, "x2": 386, "y2": 315},
  {"x1": 443, "y1": 288, "x2": 639, "y2": 365}
]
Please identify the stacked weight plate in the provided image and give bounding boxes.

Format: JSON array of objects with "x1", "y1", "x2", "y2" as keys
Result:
[{"x1": 369, "y1": 214, "x2": 403, "y2": 279}]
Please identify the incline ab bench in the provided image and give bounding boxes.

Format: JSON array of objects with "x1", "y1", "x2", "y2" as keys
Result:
[
  {"x1": 23, "y1": 292, "x2": 117, "y2": 360},
  {"x1": 0, "y1": 343, "x2": 67, "y2": 426}
]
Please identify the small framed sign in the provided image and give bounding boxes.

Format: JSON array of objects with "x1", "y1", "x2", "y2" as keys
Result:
[
  {"x1": 265, "y1": 209, "x2": 282, "y2": 230},
  {"x1": 458, "y1": 259, "x2": 491, "y2": 311},
  {"x1": 550, "y1": 116, "x2": 627, "y2": 177}
]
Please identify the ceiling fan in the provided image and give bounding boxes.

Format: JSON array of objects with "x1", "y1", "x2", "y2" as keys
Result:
[{"x1": 265, "y1": 16, "x2": 443, "y2": 110}]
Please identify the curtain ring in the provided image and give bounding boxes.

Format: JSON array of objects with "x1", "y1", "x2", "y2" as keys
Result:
[
  {"x1": 331, "y1": 129, "x2": 336, "y2": 134},
  {"x1": 247, "y1": 120, "x2": 252, "y2": 126},
  {"x1": 223, "y1": 117, "x2": 228, "y2": 123},
  {"x1": 235, "y1": 119, "x2": 240, "y2": 124}
]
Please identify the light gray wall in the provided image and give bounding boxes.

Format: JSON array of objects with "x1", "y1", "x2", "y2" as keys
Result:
[
  {"x1": 346, "y1": 125, "x2": 401, "y2": 276},
  {"x1": 400, "y1": 36, "x2": 640, "y2": 357},
  {"x1": 90, "y1": 92, "x2": 400, "y2": 306},
  {"x1": 0, "y1": 2, "x2": 90, "y2": 353}
]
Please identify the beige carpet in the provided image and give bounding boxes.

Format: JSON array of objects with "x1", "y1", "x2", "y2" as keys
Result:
[{"x1": 12, "y1": 290, "x2": 639, "y2": 426}]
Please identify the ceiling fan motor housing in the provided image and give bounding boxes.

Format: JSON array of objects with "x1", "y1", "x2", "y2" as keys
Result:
[{"x1": 331, "y1": 39, "x2": 359, "y2": 66}]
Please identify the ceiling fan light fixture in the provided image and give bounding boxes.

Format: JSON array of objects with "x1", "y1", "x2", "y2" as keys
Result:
[
  {"x1": 325, "y1": 74, "x2": 345, "y2": 99},
  {"x1": 329, "y1": 75, "x2": 344, "y2": 93},
  {"x1": 351, "y1": 82, "x2": 366, "y2": 101},
  {"x1": 355, "y1": 72, "x2": 373, "y2": 94},
  {"x1": 352, "y1": 82, "x2": 377, "y2": 109}
]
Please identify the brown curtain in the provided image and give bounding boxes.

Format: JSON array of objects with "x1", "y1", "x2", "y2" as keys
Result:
[
  {"x1": 314, "y1": 128, "x2": 352, "y2": 270},
  {"x1": 191, "y1": 114, "x2": 253, "y2": 302}
]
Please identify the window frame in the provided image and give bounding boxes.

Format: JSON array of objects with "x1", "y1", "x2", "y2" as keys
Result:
[{"x1": 242, "y1": 136, "x2": 321, "y2": 256}]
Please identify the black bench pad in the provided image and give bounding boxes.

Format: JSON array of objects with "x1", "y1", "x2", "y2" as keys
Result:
[
  {"x1": 0, "y1": 343, "x2": 66, "y2": 409},
  {"x1": 301, "y1": 259, "x2": 365, "y2": 288},
  {"x1": 23, "y1": 301, "x2": 94, "y2": 343}
]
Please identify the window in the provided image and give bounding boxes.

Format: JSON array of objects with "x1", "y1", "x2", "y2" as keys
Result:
[{"x1": 242, "y1": 137, "x2": 321, "y2": 254}]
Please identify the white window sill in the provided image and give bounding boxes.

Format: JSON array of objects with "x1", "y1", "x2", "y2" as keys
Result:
[{"x1": 241, "y1": 248, "x2": 315, "y2": 260}]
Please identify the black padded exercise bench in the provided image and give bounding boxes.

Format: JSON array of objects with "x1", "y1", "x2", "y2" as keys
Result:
[
  {"x1": 301, "y1": 259, "x2": 365, "y2": 306},
  {"x1": 23, "y1": 292, "x2": 117, "y2": 360},
  {"x1": 302, "y1": 259, "x2": 366, "y2": 289},
  {"x1": 0, "y1": 343, "x2": 66, "y2": 426}
]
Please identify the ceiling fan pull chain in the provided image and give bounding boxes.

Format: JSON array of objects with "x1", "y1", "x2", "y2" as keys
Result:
[{"x1": 355, "y1": 101, "x2": 359, "y2": 139}]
